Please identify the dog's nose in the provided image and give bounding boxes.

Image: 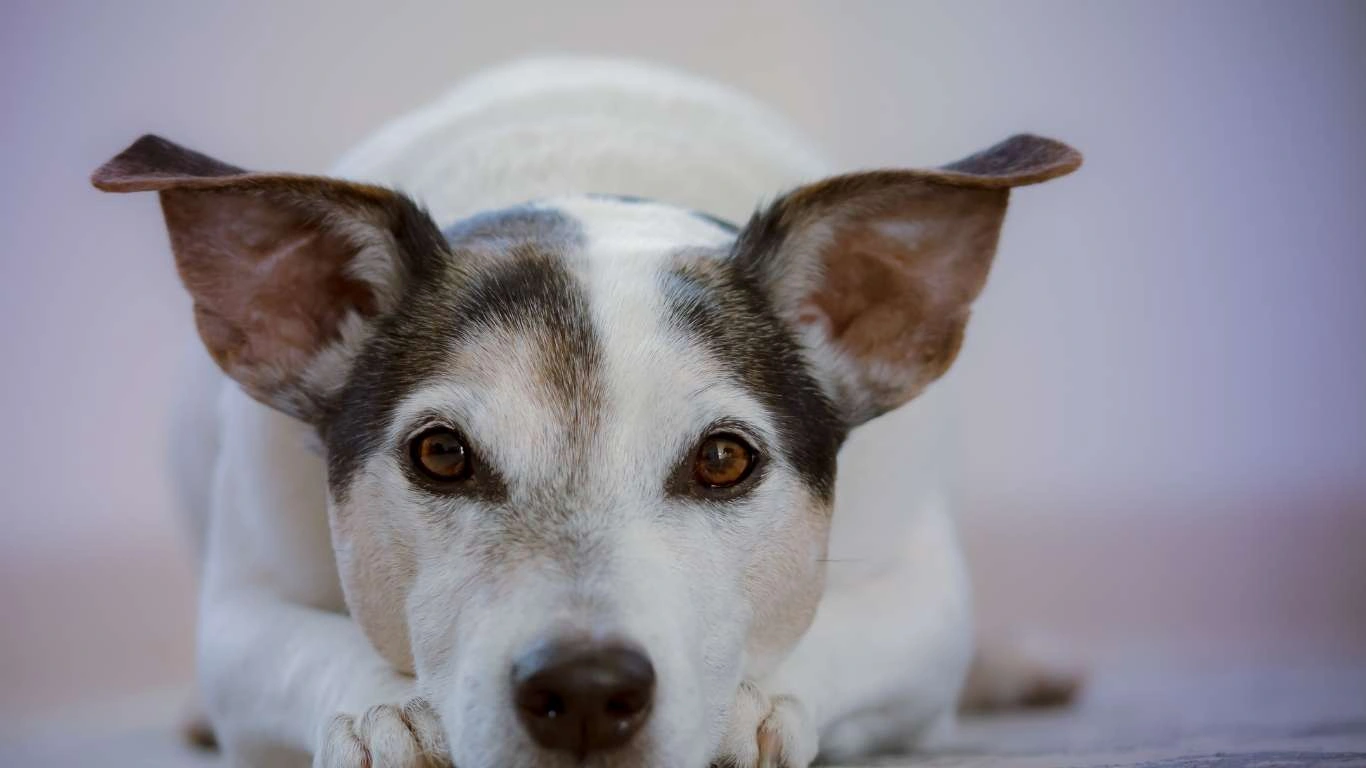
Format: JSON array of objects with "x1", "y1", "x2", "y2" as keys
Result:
[{"x1": 512, "y1": 639, "x2": 656, "y2": 756}]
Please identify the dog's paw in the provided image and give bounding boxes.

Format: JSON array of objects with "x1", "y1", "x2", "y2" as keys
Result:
[
  {"x1": 710, "y1": 682, "x2": 817, "y2": 768},
  {"x1": 314, "y1": 698, "x2": 452, "y2": 768}
]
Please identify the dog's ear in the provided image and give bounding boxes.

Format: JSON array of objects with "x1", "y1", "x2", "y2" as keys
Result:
[
  {"x1": 736, "y1": 134, "x2": 1081, "y2": 425},
  {"x1": 92, "y1": 135, "x2": 445, "y2": 422}
]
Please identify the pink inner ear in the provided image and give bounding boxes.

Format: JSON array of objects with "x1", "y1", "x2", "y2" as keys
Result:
[
  {"x1": 163, "y1": 188, "x2": 378, "y2": 399},
  {"x1": 797, "y1": 186, "x2": 1007, "y2": 414},
  {"x1": 804, "y1": 222, "x2": 940, "y2": 406},
  {"x1": 812, "y1": 227, "x2": 930, "y2": 347}
]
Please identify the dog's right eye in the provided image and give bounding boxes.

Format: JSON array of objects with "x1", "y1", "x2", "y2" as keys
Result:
[{"x1": 410, "y1": 428, "x2": 473, "y2": 482}]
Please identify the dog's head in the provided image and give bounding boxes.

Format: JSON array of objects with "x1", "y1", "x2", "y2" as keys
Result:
[{"x1": 93, "y1": 134, "x2": 1078, "y2": 767}]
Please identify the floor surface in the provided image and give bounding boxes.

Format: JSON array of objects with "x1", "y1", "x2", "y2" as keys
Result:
[{"x1": 3, "y1": 661, "x2": 1363, "y2": 767}]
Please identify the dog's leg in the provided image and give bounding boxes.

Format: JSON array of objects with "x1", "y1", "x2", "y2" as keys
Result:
[
  {"x1": 200, "y1": 592, "x2": 453, "y2": 767},
  {"x1": 201, "y1": 592, "x2": 451, "y2": 767},
  {"x1": 196, "y1": 389, "x2": 449, "y2": 767},
  {"x1": 198, "y1": 590, "x2": 418, "y2": 755},
  {"x1": 737, "y1": 500, "x2": 976, "y2": 764},
  {"x1": 958, "y1": 636, "x2": 1083, "y2": 712}
]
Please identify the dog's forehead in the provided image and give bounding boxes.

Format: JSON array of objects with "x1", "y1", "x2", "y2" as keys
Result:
[
  {"x1": 324, "y1": 197, "x2": 842, "y2": 500},
  {"x1": 559, "y1": 195, "x2": 740, "y2": 253},
  {"x1": 442, "y1": 196, "x2": 736, "y2": 254},
  {"x1": 414, "y1": 198, "x2": 755, "y2": 488}
]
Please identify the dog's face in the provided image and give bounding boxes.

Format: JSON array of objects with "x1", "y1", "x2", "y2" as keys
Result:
[
  {"x1": 93, "y1": 134, "x2": 1078, "y2": 767},
  {"x1": 326, "y1": 197, "x2": 844, "y2": 766}
]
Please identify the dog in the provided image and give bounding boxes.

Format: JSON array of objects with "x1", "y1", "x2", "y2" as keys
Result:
[{"x1": 92, "y1": 58, "x2": 1081, "y2": 768}]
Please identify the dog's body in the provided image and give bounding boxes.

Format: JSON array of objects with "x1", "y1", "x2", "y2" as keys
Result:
[{"x1": 99, "y1": 59, "x2": 1080, "y2": 767}]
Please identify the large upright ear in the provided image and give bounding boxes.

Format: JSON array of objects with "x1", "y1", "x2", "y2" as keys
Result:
[
  {"x1": 92, "y1": 135, "x2": 446, "y2": 422},
  {"x1": 736, "y1": 134, "x2": 1082, "y2": 425}
]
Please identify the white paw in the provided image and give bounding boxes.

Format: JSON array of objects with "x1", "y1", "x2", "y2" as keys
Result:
[
  {"x1": 314, "y1": 698, "x2": 452, "y2": 768},
  {"x1": 711, "y1": 682, "x2": 818, "y2": 768}
]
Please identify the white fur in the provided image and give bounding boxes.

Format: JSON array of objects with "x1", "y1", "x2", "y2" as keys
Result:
[
  {"x1": 180, "y1": 57, "x2": 973, "y2": 767},
  {"x1": 329, "y1": 57, "x2": 829, "y2": 225}
]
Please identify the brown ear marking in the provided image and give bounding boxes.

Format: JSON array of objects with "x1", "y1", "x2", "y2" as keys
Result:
[
  {"x1": 742, "y1": 134, "x2": 1080, "y2": 425},
  {"x1": 91, "y1": 134, "x2": 401, "y2": 209},
  {"x1": 91, "y1": 135, "x2": 445, "y2": 422},
  {"x1": 934, "y1": 133, "x2": 1083, "y2": 188},
  {"x1": 91, "y1": 134, "x2": 247, "y2": 191},
  {"x1": 772, "y1": 135, "x2": 1081, "y2": 219}
]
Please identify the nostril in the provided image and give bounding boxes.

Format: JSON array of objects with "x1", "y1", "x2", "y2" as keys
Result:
[
  {"x1": 512, "y1": 639, "x2": 656, "y2": 755},
  {"x1": 517, "y1": 688, "x2": 567, "y2": 720},
  {"x1": 605, "y1": 690, "x2": 647, "y2": 717}
]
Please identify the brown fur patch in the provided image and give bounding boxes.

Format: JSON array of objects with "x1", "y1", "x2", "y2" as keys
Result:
[
  {"x1": 91, "y1": 134, "x2": 446, "y2": 422},
  {"x1": 663, "y1": 250, "x2": 845, "y2": 499},
  {"x1": 802, "y1": 184, "x2": 1008, "y2": 414},
  {"x1": 735, "y1": 134, "x2": 1081, "y2": 423},
  {"x1": 164, "y1": 189, "x2": 380, "y2": 399}
]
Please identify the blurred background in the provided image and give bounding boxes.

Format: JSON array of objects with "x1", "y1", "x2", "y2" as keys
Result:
[{"x1": 1, "y1": 0, "x2": 1363, "y2": 753}]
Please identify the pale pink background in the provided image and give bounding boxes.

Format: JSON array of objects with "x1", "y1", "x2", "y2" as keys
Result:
[{"x1": 1, "y1": 0, "x2": 1363, "y2": 730}]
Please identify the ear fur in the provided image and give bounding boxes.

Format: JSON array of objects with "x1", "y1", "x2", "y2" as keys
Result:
[
  {"x1": 736, "y1": 135, "x2": 1082, "y2": 424},
  {"x1": 92, "y1": 135, "x2": 446, "y2": 421}
]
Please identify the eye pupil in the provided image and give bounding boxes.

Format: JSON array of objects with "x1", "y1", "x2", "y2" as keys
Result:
[
  {"x1": 412, "y1": 429, "x2": 472, "y2": 481},
  {"x1": 694, "y1": 433, "x2": 756, "y2": 489}
]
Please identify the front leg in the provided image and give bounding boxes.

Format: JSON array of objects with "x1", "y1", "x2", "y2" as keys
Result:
[
  {"x1": 713, "y1": 502, "x2": 973, "y2": 766},
  {"x1": 195, "y1": 391, "x2": 451, "y2": 767},
  {"x1": 199, "y1": 590, "x2": 450, "y2": 768}
]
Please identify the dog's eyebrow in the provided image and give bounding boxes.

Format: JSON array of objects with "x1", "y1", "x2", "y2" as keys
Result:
[
  {"x1": 680, "y1": 379, "x2": 759, "y2": 409},
  {"x1": 683, "y1": 380, "x2": 727, "y2": 401},
  {"x1": 399, "y1": 408, "x2": 468, "y2": 438}
]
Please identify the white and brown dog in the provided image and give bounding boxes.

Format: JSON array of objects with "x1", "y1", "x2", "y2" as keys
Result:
[{"x1": 92, "y1": 59, "x2": 1081, "y2": 768}]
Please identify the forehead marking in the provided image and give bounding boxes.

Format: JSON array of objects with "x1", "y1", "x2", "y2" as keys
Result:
[
  {"x1": 324, "y1": 205, "x2": 601, "y2": 498},
  {"x1": 545, "y1": 196, "x2": 844, "y2": 502},
  {"x1": 660, "y1": 251, "x2": 845, "y2": 500}
]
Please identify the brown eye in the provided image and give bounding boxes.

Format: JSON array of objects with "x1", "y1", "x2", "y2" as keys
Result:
[
  {"x1": 693, "y1": 433, "x2": 757, "y2": 489},
  {"x1": 411, "y1": 428, "x2": 472, "y2": 482}
]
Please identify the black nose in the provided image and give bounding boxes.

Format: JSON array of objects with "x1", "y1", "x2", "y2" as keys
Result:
[{"x1": 512, "y1": 639, "x2": 656, "y2": 756}]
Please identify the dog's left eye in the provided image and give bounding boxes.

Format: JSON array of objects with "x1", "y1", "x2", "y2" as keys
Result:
[
  {"x1": 693, "y1": 433, "x2": 757, "y2": 489},
  {"x1": 410, "y1": 428, "x2": 473, "y2": 482}
]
